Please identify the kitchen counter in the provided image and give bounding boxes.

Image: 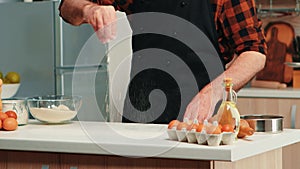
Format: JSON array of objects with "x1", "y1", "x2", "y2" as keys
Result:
[
  {"x1": 0, "y1": 120, "x2": 300, "y2": 169},
  {"x1": 238, "y1": 87, "x2": 300, "y2": 98}
]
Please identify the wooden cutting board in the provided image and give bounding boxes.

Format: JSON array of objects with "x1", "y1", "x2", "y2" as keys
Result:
[{"x1": 256, "y1": 21, "x2": 294, "y2": 83}]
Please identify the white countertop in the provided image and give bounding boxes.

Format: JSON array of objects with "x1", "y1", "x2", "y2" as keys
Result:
[
  {"x1": 238, "y1": 87, "x2": 300, "y2": 98},
  {"x1": 1, "y1": 120, "x2": 300, "y2": 162}
]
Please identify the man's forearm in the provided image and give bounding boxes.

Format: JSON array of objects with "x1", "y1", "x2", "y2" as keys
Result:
[
  {"x1": 207, "y1": 51, "x2": 266, "y2": 101},
  {"x1": 215, "y1": 51, "x2": 266, "y2": 93}
]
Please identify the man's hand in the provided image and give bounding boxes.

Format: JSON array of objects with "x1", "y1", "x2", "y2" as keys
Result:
[
  {"x1": 184, "y1": 83, "x2": 222, "y2": 122},
  {"x1": 83, "y1": 4, "x2": 117, "y2": 43}
]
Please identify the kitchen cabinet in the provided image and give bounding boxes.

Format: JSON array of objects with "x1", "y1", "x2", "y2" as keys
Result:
[
  {"x1": 0, "y1": 149, "x2": 282, "y2": 169},
  {"x1": 237, "y1": 91, "x2": 300, "y2": 169},
  {"x1": 1, "y1": 151, "x2": 60, "y2": 169}
]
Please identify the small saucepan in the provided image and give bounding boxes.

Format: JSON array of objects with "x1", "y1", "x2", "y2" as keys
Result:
[{"x1": 240, "y1": 114, "x2": 283, "y2": 133}]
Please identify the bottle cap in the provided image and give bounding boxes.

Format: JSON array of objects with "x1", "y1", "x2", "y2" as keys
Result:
[
  {"x1": 224, "y1": 78, "x2": 232, "y2": 83},
  {"x1": 224, "y1": 78, "x2": 233, "y2": 91}
]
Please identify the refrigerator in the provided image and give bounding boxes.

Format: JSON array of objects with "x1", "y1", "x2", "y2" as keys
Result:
[
  {"x1": 54, "y1": 1, "x2": 112, "y2": 122},
  {"x1": 0, "y1": 0, "x2": 113, "y2": 122},
  {"x1": 0, "y1": 1, "x2": 56, "y2": 97}
]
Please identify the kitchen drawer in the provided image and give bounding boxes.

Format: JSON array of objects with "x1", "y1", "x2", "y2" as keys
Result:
[{"x1": 0, "y1": 150, "x2": 60, "y2": 169}]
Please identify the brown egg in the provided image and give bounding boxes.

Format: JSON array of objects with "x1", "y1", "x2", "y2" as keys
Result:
[
  {"x1": 196, "y1": 123, "x2": 204, "y2": 132},
  {"x1": 168, "y1": 120, "x2": 180, "y2": 129},
  {"x1": 5, "y1": 110, "x2": 17, "y2": 119},
  {"x1": 3, "y1": 118, "x2": 18, "y2": 131},
  {"x1": 176, "y1": 122, "x2": 188, "y2": 130},
  {"x1": 0, "y1": 112, "x2": 8, "y2": 121}
]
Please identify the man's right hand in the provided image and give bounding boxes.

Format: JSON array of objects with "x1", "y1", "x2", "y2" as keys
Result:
[{"x1": 83, "y1": 4, "x2": 117, "y2": 43}]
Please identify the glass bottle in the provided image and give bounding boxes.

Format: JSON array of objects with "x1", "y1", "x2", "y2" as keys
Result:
[{"x1": 216, "y1": 78, "x2": 240, "y2": 139}]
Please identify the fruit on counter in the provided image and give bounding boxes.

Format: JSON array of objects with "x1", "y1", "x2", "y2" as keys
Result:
[
  {"x1": 0, "y1": 112, "x2": 8, "y2": 121},
  {"x1": 2, "y1": 117, "x2": 18, "y2": 131},
  {"x1": 237, "y1": 119, "x2": 254, "y2": 138},
  {"x1": 5, "y1": 110, "x2": 17, "y2": 119},
  {"x1": 0, "y1": 111, "x2": 18, "y2": 131},
  {"x1": 168, "y1": 119, "x2": 180, "y2": 129},
  {"x1": 0, "y1": 71, "x2": 21, "y2": 84}
]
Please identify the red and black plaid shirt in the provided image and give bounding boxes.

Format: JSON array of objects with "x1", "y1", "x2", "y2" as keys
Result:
[
  {"x1": 211, "y1": 0, "x2": 267, "y2": 63},
  {"x1": 99, "y1": 0, "x2": 267, "y2": 64}
]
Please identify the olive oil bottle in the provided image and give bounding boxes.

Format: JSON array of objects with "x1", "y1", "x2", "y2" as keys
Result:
[{"x1": 216, "y1": 78, "x2": 240, "y2": 139}]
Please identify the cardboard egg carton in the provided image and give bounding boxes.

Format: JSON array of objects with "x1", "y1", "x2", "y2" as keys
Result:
[{"x1": 167, "y1": 120, "x2": 237, "y2": 146}]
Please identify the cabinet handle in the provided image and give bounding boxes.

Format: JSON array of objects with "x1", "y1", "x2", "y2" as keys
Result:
[
  {"x1": 70, "y1": 167, "x2": 78, "y2": 169},
  {"x1": 41, "y1": 165, "x2": 49, "y2": 169},
  {"x1": 291, "y1": 104, "x2": 297, "y2": 129}
]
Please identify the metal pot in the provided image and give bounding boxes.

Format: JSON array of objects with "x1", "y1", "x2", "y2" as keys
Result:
[
  {"x1": 2, "y1": 98, "x2": 29, "y2": 125},
  {"x1": 240, "y1": 114, "x2": 283, "y2": 133}
]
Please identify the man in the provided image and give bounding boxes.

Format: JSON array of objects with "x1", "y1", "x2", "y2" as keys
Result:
[{"x1": 59, "y1": 0, "x2": 267, "y2": 124}]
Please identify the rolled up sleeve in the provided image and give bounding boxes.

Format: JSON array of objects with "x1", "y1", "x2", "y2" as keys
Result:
[{"x1": 219, "y1": 0, "x2": 267, "y2": 58}]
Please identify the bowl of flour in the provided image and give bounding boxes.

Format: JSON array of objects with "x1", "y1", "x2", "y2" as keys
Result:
[{"x1": 26, "y1": 95, "x2": 82, "y2": 124}]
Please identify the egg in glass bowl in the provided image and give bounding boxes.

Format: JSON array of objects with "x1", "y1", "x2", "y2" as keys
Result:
[{"x1": 26, "y1": 95, "x2": 82, "y2": 124}]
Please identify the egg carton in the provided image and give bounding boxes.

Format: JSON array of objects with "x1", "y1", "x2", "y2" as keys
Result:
[{"x1": 167, "y1": 128, "x2": 236, "y2": 146}]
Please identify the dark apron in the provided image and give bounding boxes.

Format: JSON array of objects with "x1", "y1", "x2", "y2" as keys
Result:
[{"x1": 122, "y1": 0, "x2": 224, "y2": 124}]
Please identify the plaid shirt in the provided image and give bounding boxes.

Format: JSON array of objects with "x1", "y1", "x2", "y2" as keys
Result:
[
  {"x1": 102, "y1": 0, "x2": 267, "y2": 64},
  {"x1": 211, "y1": 0, "x2": 267, "y2": 63}
]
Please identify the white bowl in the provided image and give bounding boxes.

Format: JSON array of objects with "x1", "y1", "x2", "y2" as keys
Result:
[{"x1": 1, "y1": 83, "x2": 20, "y2": 99}]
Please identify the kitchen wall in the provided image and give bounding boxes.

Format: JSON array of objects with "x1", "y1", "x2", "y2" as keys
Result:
[
  {"x1": 255, "y1": 0, "x2": 300, "y2": 84},
  {"x1": 257, "y1": 0, "x2": 300, "y2": 34}
]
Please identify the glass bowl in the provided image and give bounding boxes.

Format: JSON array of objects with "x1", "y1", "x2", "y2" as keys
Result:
[{"x1": 26, "y1": 95, "x2": 82, "y2": 124}]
